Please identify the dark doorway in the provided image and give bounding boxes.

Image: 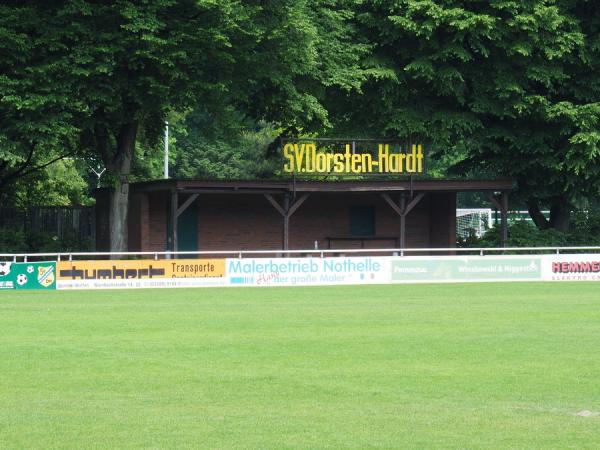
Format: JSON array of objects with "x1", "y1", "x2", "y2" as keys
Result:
[{"x1": 177, "y1": 203, "x2": 198, "y2": 252}]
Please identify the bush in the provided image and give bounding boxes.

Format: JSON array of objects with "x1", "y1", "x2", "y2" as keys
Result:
[
  {"x1": 460, "y1": 210, "x2": 600, "y2": 248},
  {"x1": 0, "y1": 228, "x2": 91, "y2": 253},
  {"x1": 0, "y1": 228, "x2": 28, "y2": 253}
]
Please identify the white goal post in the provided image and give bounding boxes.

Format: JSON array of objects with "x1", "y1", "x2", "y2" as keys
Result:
[{"x1": 456, "y1": 208, "x2": 493, "y2": 239}]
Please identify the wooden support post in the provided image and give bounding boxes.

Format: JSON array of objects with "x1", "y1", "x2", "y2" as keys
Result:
[
  {"x1": 91, "y1": 206, "x2": 97, "y2": 251},
  {"x1": 283, "y1": 195, "x2": 290, "y2": 250},
  {"x1": 170, "y1": 190, "x2": 178, "y2": 257},
  {"x1": 381, "y1": 192, "x2": 425, "y2": 250},
  {"x1": 486, "y1": 192, "x2": 509, "y2": 248},
  {"x1": 399, "y1": 196, "x2": 407, "y2": 250},
  {"x1": 501, "y1": 191, "x2": 509, "y2": 248},
  {"x1": 264, "y1": 193, "x2": 309, "y2": 251}
]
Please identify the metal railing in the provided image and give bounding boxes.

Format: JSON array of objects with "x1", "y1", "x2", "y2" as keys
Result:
[{"x1": 2, "y1": 246, "x2": 600, "y2": 262}]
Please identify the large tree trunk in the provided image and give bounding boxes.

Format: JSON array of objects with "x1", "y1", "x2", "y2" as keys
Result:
[
  {"x1": 96, "y1": 121, "x2": 138, "y2": 254},
  {"x1": 528, "y1": 196, "x2": 571, "y2": 233},
  {"x1": 527, "y1": 200, "x2": 549, "y2": 230},
  {"x1": 109, "y1": 175, "x2": 130, "y2": 254},
  {"x1": 549, "y1": 196, "x2": 571, "y2": 233}
]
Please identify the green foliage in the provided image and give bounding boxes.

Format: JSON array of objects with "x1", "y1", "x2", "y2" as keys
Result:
[
  {"x1": 0, "y1": 228, "x2": 27, "y2": 254},
  {"x1": 0, "y1": 227, "x2": 90, "y2": 253},
  {"x1": 0, "y1": 2, "x2": 83, "y2": 193},
  {"x1": 328, "y1": 0, "x2": 600, "y2": 229},
  {"x1": 3, "y1": 0, "x2": 600, "y2": 240},
  {"x1": 27, "y1": 231, "x2": 91, "y2": 253},
  {"x1": 12, "y1": 160, "x2": 93, "y2": 208},
  {"x1": 462, "y1": 209, "x2": 600, "y2": 248},
  {"x1": 168, "y1": 105, "x2": 280, "y2": 180}
]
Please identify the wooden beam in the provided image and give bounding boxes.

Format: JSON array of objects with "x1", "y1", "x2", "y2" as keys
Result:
[
  {"x1": 404, "y1": 192, "x2": 425, "y2": 216},
  {"x1": 381, "y1": 193, "x2": 403, "y2": 216},
  {"x1": 382, "y1": 192, "x2": 424, "y2": 249},
  {"x1": 501, "y1": 191, "x2": 509, "y2": 248},
  {"x1": 264, "y1": 194, "x2": 286, "y2": 216},
  {"x1": 176, "y1": 193, "x2": 198, "y2": 218},
  {"x1": 382, "y1": 192, "x2": 425, "y2": 217},
  {"x1": 399, "y1": 196, "x2": 406, "y2": 249},
  {"x1": 283, "y1": 195, "x2": 290, "y2": 250},
  {"x1": 486, "y1": 192, "x2": 508, "y2": 247},
  {"x1": 288, "y1": 194, "x2": 309, "y2": 217},
  {"x1": 170, "y1": 190, "x2": 178, "y2": 255},
  {"x1": 486, "y1": 192, "x2": 502, "y2": 211}
]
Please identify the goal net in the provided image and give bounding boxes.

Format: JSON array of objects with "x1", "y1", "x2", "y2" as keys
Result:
[{"x1": 456, "y1": 208, "x2": 493, "y2": 240}]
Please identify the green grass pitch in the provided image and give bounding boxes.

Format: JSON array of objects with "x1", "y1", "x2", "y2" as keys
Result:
[{"x1": 1, "y1": 282, "x2": 600, "y2": 449}]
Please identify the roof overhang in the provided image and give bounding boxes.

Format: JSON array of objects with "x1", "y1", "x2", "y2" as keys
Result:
[{"x1": 128, "y1": 178, "x2": 515, "y2": 195}]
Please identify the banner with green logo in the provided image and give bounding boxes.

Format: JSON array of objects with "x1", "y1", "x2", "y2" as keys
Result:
[
  {"x1": 391, "y1": 257, "x2": 542, "y2": 282},
  {"x1": 0, "y1": 262, "x2": 57, "y2": 290}
]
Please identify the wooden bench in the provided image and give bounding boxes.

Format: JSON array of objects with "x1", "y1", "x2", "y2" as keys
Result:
[{"x1": 325, "y1": 236, "x2": 398, "y2": 249}]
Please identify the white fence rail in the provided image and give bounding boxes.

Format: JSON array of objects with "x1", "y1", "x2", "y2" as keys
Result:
[{"x1": 3, "y1": 246, "x2": 600, "y2": 262}]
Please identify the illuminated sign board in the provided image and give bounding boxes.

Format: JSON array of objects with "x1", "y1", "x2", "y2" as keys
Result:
[{"x1": 282, "y1": 140, "x2": 425, "y2": 175}]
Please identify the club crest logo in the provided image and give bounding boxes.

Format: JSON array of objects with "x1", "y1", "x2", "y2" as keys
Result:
[{"x1": 37, "y1": 265, "x2": 55, "y2": 288}]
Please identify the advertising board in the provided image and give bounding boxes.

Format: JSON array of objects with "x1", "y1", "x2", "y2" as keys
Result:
[
  {"x1": 227, "y1": 256, "x2": 390, "y2": 287},
  {"x1": 0, "y1": 261, "x2": 56, "y2": 290},
  {"x1": 56, "y1": 259, "x2": 226, "y2": 289},
  {"x1": 11, "y1": 253, "x2": 594, "y2": 290},
  {"x1": 391, "y1": 256, "x2": 543, "y2": 283},
  {"x1": 541, "y1": 254, "x2": 600, "y2": 281}
]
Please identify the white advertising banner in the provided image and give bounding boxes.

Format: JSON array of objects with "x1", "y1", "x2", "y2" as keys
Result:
[
  {"x1": 226, "y1": 256, "x2": 391, "y2": 287},
  {"x1": 541, "y1": 254, "x2": 600, "y2": 282},
  {"x1": 390, "y1": 255, "x2": 543, "y2": 283},
  {"x1": 51, "y1": 254, "x2": 600, "y2": 290}
]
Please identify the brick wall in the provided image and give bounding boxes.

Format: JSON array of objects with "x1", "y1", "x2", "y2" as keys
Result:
[
  {"x1": 126, "y1": 191, "x2": 456, "y2": 252},
  {"x1": 144, "y1": 191, "x2": 169, "y2": 252}
]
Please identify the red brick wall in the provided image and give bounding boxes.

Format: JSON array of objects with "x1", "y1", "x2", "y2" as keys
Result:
[
  {"x1": 287, "y1": 193, "x2": 431, "y2": 250},
  {"x1": 125, "y1": 191, "x2": 457, "y2": 252},
  {"x1": 196, "y1": 195, "x2": 283, "y2": 251},
  {"x1": 144, "y1": 191, "x2": 169, "y2": 252},
  {"x1": 429, "y1": 192, "x2": 457, "y2": 248}
]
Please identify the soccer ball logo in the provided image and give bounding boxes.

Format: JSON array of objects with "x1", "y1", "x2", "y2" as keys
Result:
[
  {"x1": 17, "y1": 274, "x2": 28, "y2": 286},
  {"x1": 27, "y1": 265, "x2": 34, "y2": 273},
  {"x1": 0, "y1": 262, "x2": 11, "y2": 276}
]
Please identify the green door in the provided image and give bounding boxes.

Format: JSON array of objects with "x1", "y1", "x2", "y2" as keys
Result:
[{"x1": 177, "y1": 203, "x2": 198, "y2": 252}]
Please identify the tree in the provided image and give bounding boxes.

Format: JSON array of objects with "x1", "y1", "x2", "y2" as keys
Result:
[
  {"x1": 328, "y1": 0, "x2": 600, "y2": 231},
  {"x1": 169, "y1": 105, "x2": 280, "y2": 180},
  {"x1": 0, "y1": 2, "x2": 83, "y2": 203},
  {"x1": 1, "y1": 0, "x2": 366, "y2": 252}
]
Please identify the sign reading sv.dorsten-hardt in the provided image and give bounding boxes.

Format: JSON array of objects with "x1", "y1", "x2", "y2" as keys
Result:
[
  {"x1": 282, "y1": 141, "x2": 425, "y2": 175},
  {"x1": 227, "y1": 257, "x2": 389, "y2": 286}
]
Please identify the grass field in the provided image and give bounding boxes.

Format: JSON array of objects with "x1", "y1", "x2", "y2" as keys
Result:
[{"x1": 1, "y1": 282, "x2": 599, "y2": 449}]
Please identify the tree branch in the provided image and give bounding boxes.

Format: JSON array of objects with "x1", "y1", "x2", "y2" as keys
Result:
[
  {"x1": 527, "y1": 200, "x2": 549, "y2": 230},
  {"x1": 0, "y1": 147, "x2": 76, "y2": 191}
]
